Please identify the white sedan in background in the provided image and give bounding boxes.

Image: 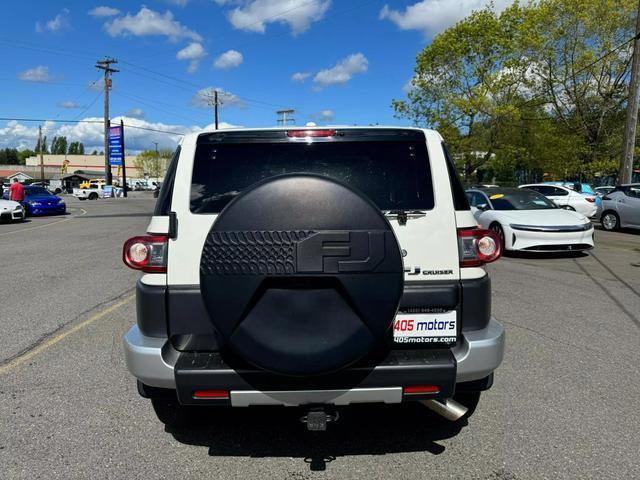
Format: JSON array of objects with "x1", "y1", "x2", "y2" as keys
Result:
[
  {"x1": 518, "y1": 183, "x2": 597, "y2": 218},
  {"x1": 0, "y1": 198, "x2": 25, "y2": 222},
  {"x1": 466, "y1": 188, "x2": 594, "y2": 252}
]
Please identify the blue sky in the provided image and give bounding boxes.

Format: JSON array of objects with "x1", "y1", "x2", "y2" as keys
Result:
[{"x1": 0, "y1": 0, "x2": 507, "y2": 151}]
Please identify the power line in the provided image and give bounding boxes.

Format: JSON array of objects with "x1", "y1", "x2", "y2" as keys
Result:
[
  {"x1": 0, "y1": 117, "x2": 186, "y2": 136},
  {"x1": 118, "y1": 61, "x2": 290, "y2": 109},
  {"x1": 113, "y1": 89, "x2": 208, "y2": 124}
]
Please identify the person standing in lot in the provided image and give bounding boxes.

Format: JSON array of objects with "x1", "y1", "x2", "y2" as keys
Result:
[{"x1": 9, "y1": 178, "x2": 25, "y2": 205}]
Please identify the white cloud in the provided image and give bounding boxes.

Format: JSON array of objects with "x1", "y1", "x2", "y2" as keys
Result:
[
  {"x1": 36, "y1": 8, "x2": 71, "y2": 33},
  {"x1": 403, "y1": 76, "x2": 418, "y2": 94},
  {"x1": 214, "y1": 50, "x2": 243, "y2": 69},
  {"x1": 176, "y1": 42, "x2": 207, "y2": 73},
  {"x1": 104, "y1": 7, "x2": 202, "y2": 42},
  {"x1": 291, "y1": 71, "x2": 310, "y2": 83},
  {"x1": 0, "y1": 121, "x2": 43, "y2": 150},
  {"x1": 310, "y1": 109, "x2": 335, "y2": 122},
  {"x1": 88, "y1": 6, "x2": 121, "y2": 18},
  {"x1": 125, "y1": 108, "x2": 145, "y2": 119},
  {"x1": 18, "y1": 66, "x2": 54, "y2": 83},
  {"x1": 380, "y1": 0, "x2": 511, "y2": 36},
  {"x1": 57, "y1": 101, "x2": 84, "y2": 109},
  {"x1": 191, "y1": 87, "x2": 245, "y2": 108},
  {"x1": 0, "y1": 117, "x2": 239, "y2": 153},
  {"x1": 313, "y1": 53, "x2": 368, "y2": 88},
  {"x1": 166, "y1": 0, "x2": 190, "y2": 6},
  {"x1": 225, "y1": 0, "x2": 331, "y2": 35}
]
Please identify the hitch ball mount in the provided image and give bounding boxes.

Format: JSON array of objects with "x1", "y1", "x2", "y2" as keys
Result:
[{"x1": 300, "y1": 407, "x2": 340, "y2": 431}]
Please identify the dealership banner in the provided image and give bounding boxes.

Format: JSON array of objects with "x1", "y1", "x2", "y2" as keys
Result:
[{"x1": 108, "y1": 125, "x2": 123, "y2": 166}]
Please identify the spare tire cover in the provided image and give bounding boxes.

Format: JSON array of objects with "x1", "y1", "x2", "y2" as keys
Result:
[{"x1": 199, "y1": 174, "x2": 404, "y2": 376}]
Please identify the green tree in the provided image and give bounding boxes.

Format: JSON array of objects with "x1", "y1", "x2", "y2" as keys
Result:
[
  {"x1": 134, "y1": 149, "x2": 172, "y2": 180},
  {"x1": 34, "y1": 135, "x2": 48, "y2": 154},
  {"x1": 0, "y1": 148, "x2": 20, "y2": 165},
  {"x1": 394, "y1": 0, "x2": 638, "y2": 181},
  {"x1": 78, "y1": 142, "x2": 85, "y2": 154},
  {"x1": 18, "y1": 149, "x2": 35, "y2": 165},
  {"x1": 50, "y1": 136, "x2": 68, "y2": 154},
  {"x1": 393, "y1": 4, "x2": 531, "y2": 177},
  {"x1": 521, "y1": 0, "x2": 636, "y2": 167}
]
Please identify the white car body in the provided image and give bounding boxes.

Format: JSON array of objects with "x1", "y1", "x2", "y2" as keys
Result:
[
  {"x1": 73, "y1": 187, "x2": 102, "y2": 200},
  {"x1": 73, "y1": 185, "x2": 123, "y2": 200},
  {"x1": 123, "y1": 127, "x2": 506, "y2": 416},
  {"x1": 467, "y1": 189, "x2": 594, "y2": 252},
  {"x1": 0, "y1": 198, "x2": 25, "y2": 222},
  {"x1": 519, "y1": 184, "x2": 597, "y2": 218}
]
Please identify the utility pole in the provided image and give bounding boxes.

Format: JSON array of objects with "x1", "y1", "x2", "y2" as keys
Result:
[
  {"x1": 214, "y1": 90, "x2": 219, "y2": 130},
  {"x1": 38, "y1": 125, "x2": 44, "y2": 184},
  {"x1": 205, "y1": 90, "x2": 221, "y2": 129},
  {"x1": 276, "y1": 109, "x2": 295, "y2": 127},
  {"x1": 96, "y1": 57, "x2": 119, "y2": 186},
  {"x1": 620, "y1": 0, "x2": 640, "y2": 185}
]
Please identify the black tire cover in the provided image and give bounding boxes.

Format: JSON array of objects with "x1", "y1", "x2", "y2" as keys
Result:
[{"x1": 199, "y1": 174, "x2": 404, "y2": 376}]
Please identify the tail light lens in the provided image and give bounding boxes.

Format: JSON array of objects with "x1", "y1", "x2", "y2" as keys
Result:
[
  {"x1": 287, "y1": 129, "x2": 336, "y2": 138},
  {"x1": 585, "y1": 197, "x2": 595, "y2": 203},
  {"x1": 404, "y1": 385, "x2": 440, "y2": 395},
  {"x1": 123, "y1": 235, "x2": 168, "y2": 272},
  {"x1": 458, "y1": 228, "x2": 501, "y2": 267},
  {"x1": 193, "y1": 390, "x2": 229, "y2": 399}
]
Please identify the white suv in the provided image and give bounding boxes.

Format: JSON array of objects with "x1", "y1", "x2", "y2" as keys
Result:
[{"x1": 122, "y1": 127, "x2": 505, "y2": 430}]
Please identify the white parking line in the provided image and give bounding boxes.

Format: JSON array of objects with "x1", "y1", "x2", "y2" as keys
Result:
[
  {"x1": 0, "y1": 294, "x2": 135, "y2": 375},
  {"x1": 0, "y1": 208, "x2": 87, "y2": 237}
]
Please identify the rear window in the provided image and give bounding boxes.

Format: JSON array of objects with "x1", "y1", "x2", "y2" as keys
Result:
[{"x1": 190, "y1": 131, "x2": 434, "y2": 214}]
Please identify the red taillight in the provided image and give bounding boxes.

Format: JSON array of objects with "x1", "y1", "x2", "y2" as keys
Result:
[
  {"x1": 585, "y1": 197, "x2": 595, "y2": 203},
  {"x1": 122, "y1": 235, "x2": 168, "y2": 272},
  {"x1": 287, "y1": 129, "x2": 336, "y2": 138},
  {"x1": 404, "y1": 385, "x2": 440, "y2": 395},
  {"x1": 193, "y1": 390, "x2": 229, "y2": 399},
  {"x1": 458, "y1": 228, "x2": 502, "y2": 267}
]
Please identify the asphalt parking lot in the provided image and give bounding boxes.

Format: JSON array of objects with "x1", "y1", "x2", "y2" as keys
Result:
[{"x1": 1, "y1": 196, "x2": 639, "y2": 479}]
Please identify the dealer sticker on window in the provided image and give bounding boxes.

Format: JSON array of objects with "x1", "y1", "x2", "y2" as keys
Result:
[{"x1": 393, "y1": 311, "x2": 457, "y2": 345}]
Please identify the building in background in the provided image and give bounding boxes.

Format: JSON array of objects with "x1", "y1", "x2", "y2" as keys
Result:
[{"x1": 23, "y1": 154, "x2": 142, "y2": 179}]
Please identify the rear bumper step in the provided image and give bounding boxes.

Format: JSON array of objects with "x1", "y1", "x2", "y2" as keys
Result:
[
  {"x1": 174, "y1": 349, "x2": 456, "y2": 405},
  {"x1": 231, "y1": 387, "x2": 402, "y2": 407},
  {"x1": 123, "y1": 317, "x2": 505, "y2": 402}
]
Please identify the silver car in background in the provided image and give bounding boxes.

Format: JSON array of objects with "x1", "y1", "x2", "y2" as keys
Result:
[{"x1": 599, "y1": 184, "x2": 640, "y2": 231}]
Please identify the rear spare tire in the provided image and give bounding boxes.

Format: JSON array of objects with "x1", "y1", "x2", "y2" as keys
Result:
[{"x1": 199, "y1": 174, "x2": 404, "y2": 376}]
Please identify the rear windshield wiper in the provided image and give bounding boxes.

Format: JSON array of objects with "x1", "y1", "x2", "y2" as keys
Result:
[{"x1": 384, "y1": 209, "x2": 426, "y2": 225}]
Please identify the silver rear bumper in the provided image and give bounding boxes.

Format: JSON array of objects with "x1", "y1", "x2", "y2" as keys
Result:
[{"x1": 123, "y1": 317, "x2": 505, "y2": 404}]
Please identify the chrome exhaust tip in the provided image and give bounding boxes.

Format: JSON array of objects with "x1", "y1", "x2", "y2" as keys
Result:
[{"x1": 422, "y1": 398, "x2": 468, "y2": 422}]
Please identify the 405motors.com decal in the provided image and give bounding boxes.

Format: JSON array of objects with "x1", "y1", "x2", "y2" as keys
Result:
[{"x1": 393, "y1": 311, "x2": 457, "y2": 345}]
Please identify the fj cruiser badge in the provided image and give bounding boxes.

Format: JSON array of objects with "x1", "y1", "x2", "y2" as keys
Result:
[{"x1": 404, "y1": 267, "x2": 454, "y2": 276}]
